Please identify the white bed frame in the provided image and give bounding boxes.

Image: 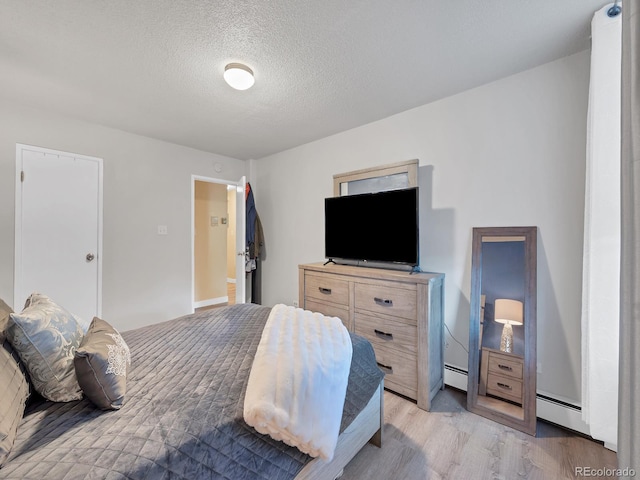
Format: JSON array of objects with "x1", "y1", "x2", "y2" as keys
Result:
[{"x1": 296, "y1": 380, "x2": 384, "y2": 480}]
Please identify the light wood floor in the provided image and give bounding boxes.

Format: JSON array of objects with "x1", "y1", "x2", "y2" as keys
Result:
[{"x1": 341, "y1": 388, "x2": 618, "y2": 480}]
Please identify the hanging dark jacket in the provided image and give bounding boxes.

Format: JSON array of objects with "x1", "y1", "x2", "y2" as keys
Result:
[
  {"x1": 250, "y1": 213, "x2": 264, "y2": 260},
  {"x1": 246, "y1": 182, "x2": 256, "y2": 248},
  {"x1": 246, "y1": 183, "x2": 264, "y2": 260}
]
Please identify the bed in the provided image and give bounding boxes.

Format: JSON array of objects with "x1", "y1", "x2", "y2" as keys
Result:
[{"x1": 0, "y1": 303, "x2": 384, "y2": 480}]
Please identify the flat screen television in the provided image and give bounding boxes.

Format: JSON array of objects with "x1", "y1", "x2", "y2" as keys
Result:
[{"x1": 324, "y1": 187, "x2": 419, "y2": 266}]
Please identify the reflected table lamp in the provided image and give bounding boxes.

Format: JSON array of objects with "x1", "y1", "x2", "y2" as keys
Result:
[{"x1": 495, "y1": 299, "x2": 523, "y2": 353}]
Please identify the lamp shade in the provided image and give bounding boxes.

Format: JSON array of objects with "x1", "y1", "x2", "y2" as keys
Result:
[
  {"x1": 223, "y1": 63, "x2": 255, "y2": 90},
  {"x1": 494, "y1": 299, "x2": 523, "y2": 326}
]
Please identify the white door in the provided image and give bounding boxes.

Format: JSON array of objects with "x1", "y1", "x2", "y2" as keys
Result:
[
  {"x1": 235, "y1": 176, "x2": 246, "y2": 304},
  {"x1": 14, "y1": 144, "x2": 103, "y2": 323}
]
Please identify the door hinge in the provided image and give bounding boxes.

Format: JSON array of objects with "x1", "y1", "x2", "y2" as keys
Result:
[{"x1": 20, "y1": 171, "x2": 24, "y2": 182}]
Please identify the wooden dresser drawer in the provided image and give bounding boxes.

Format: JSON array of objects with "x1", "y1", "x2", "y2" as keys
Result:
[
  {"x1": 304, "y1": 299, "x2": 349, "y2": 328},
  {"x1": 487, "y1": 352, "x2": 523, "y2": 380},
  {"x1": 373, "y1": 343, "x2": 417, "y2": 399},
  {"x1": 305, "y1": 273, "x2": 349, "y2": 306},
  {"x1": 486, "y1": 372, "x2": 523, "y2": 404},
  {"x1": 354, "y1": 312, "x2": 417, "y2": 357},
  {"x1": 299, "y1": 263, "x2": 445, "y2": 411},
  {"x1": 354, "y1": 282, "x2": 417, "y2": 322}
]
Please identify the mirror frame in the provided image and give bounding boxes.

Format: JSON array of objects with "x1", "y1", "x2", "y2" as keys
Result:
[{"x1": 467, "y1": 226, "x2": 537, "y2": 436}]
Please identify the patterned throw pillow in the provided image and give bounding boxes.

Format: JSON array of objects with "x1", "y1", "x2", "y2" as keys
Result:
[
  {"x1": 74, "y1": 317, "x2": 130, "y2": 410},
  {"x1": 6, "y1": 295, "x2": 84, "y2": 402},
  {"x1": 25, "y1": 293, "x2": 91, "y2": 333}
]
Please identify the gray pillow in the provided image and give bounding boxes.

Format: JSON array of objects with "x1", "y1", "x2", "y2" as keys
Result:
[
  {"x1": 0, "y1": 339, "x2": 31, "y2": 466},
  {"x1": 0, "y1": 298, "x2": 13, "y2": 340},
  {"x1": 0, "y1": 300, "x2": 32, "y2": 388},
  {"x1": 74, "y1": 317, "x2": 130, "y2": 410},
  {"x1": 7, "y1": 296, "x2": 84, "y2": 402}
]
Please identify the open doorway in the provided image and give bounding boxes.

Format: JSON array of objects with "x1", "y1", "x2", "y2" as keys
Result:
[{"x1": 192, "y1": 176, "x2": 245, "y2": 311}]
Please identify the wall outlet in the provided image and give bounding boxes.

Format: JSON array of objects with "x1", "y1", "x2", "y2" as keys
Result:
[
  {"x1": 293, "y1": 301, "x2": 299, "y2": 307},
  {"x1": 157, "y1": 225, "x2": 168, "y2": 235}
]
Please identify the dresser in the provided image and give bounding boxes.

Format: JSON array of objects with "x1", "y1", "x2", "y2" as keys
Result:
[
  {"x1": 478, "y1": 347, "x2": 524, "y2": 405},
  {"x1": 299, "y1": 263, "x2": 445, "y2": 411}
]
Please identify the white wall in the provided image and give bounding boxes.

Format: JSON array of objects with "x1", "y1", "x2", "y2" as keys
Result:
[
  {"x1": 0, "y1": 99, "x2": 246, "y2": 330},
  {"x1": 252, "y1": 51, "x2": 590, "y2": 404}
]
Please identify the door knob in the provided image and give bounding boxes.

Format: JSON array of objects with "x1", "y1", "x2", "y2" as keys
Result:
[{"x1": 86, "y1": 253, "x2": 95, "y2": 262}]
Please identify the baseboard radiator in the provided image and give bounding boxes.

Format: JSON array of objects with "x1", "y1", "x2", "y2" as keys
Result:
[{"x1": 444, "y1": 364, "x2": 590, "y2": 436}]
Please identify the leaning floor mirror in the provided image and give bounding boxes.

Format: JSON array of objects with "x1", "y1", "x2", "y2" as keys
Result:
[{"x1": 467, "y1": 226, "x2": 537, "y2": 436}]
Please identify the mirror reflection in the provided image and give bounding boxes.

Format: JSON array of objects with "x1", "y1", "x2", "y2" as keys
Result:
[
  {"x1": 480, "y1": 238, "x2": 525, "y2": 356},
  {"x1": 478, "y1": 237, "x2": 525, "y2": 408},
  {"x1": 467, "y1": 227, "x2": 537, "y2": 436}
]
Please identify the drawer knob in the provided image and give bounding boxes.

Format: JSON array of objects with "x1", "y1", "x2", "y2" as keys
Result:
[
  {"x1": 376, "y1": 362, "x2": 394, "y2": 374},
  {"x1": 374, "y1": 297, "x2": 393, "y2": 306},
  {"x1": 497, "y1": 382, "x2": 513, "y2": 390},
  {"x1": 374, "y1": 329, "x2": 394, "y2": 340},
  {"x1": 318, "y1": 287, "x2": 332, "y2": 294},
  {"x1": 498, "y1": 364, "x2": 513, "y2": 371}
]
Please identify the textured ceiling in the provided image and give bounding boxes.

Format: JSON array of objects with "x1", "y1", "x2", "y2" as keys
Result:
[{"x1": 0, "y1": 0, "x2": 607, "y2": 160}]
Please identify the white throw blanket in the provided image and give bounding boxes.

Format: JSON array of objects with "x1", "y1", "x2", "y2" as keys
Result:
[{"x1": 243, "y1": 304, "x2": 353, "y2": 461}]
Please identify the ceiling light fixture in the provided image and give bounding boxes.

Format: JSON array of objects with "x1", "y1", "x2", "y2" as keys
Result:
[{"x1": 223, "y1": 63, "x2": 255, "y2": 90}]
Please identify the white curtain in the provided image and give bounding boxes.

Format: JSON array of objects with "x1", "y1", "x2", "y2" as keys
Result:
[{"x1": 581, "y1": 2, "x2": 622, "y2": 449}]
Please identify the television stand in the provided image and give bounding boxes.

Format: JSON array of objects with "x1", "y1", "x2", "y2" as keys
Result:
[{"x1": 298, "y1": 262, "x2": 445, "y2": 411}]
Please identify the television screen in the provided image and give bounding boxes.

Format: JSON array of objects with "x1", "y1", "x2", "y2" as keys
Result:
[{"x1": 324, "y1": 187, "x2": 419, "y2": 266}]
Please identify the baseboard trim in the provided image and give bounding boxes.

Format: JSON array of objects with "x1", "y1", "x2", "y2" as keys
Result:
[
  {"x1": 536, "y1": 393, "x2": 590, "y2": 437},
  {"x1": 443, "y1": 364, "x2": 591, "y2": 436},
  {"x1": 193, "y1": 296, "x2": 228, "y2": 308}
]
